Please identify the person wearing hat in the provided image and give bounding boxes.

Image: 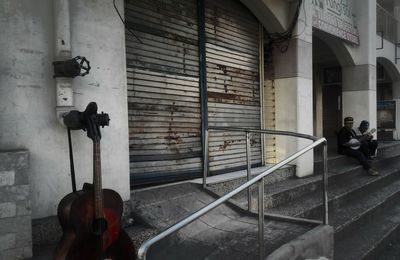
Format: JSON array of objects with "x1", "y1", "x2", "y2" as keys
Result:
[
  {"x1": 337, "y1": 117, "x2": 379, "y2": 176},
  {"x1": 355, "y1": 120, "x2": 378, "y2": 159}
]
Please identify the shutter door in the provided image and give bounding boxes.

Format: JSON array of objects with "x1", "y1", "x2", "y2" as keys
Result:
[
  {"x1": 264, "y1": 79, "x2": 276, "y2": 164},
  {"x1": 125, "y1": 0, "x2": 202, "y2": 185},
  {"x1": 205, "y1": 0, "x2": 262, "y2": 174}
]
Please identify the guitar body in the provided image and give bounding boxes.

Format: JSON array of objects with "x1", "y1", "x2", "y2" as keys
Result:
[
  {"x1": 54, "y1": 191, "x2": 84, "y2": 259},
  {"x1": 54, "y1": 103, "x2": 136, "y2": 260},
  {"x1": 351, "y1": 128, "x2": 376, "y2": 150},
  {"x1": 54, "y1": 189, "x2": 136, "y2": 260}
]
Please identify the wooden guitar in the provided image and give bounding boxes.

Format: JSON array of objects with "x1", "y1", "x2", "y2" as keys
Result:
[
  {"x1": 54, "y1": 103, "x2": 136, "y2": 260},
  {"x1": 350, "y1": 128, "x2": 376, "y2": 150}
]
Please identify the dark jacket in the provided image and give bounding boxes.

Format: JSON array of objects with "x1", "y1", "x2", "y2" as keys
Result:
[{"x1": 337, "y1": 127, "x2": 357, "y2": 154}]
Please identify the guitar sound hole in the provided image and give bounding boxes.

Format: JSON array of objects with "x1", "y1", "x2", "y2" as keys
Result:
[{"x1": 92, "y1": 218, "x2": 108, "y2": 236}]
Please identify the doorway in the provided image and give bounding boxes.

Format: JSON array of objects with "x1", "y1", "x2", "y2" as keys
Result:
[
  {"x1": 322, "y1": 67, "x2": 342, "y2": 138},
  {"x1": 313, "y1": 36, "x2": 343, "y2": 148}
]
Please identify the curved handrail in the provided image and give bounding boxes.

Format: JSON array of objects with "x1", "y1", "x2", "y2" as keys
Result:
[
  {"x1": 207, "y1": 126, "x2": 319, "y2": 141},
  {"x1": 137, "y1": 137, "x2": 327, "y2": 260}
]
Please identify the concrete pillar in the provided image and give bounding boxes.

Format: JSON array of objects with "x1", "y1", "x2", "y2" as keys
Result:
[
  {"x1": 342, "y1": 0, "x2": 377, "y2": 136},
  {"x1": 392, "y1": 81, "x2": 400, "y2": 139},
  {"x1": 273, "y1": 0, "x2": 313, "y2": 177},
  {"x1": 342, "y1": 65, "x2": 377, "y2": 132}
]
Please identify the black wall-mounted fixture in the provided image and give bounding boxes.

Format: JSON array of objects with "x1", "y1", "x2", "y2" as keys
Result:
[
  {"x1": 63, "y1": 102, "x2": 110, "y2": 131},
  {"x1": 53, "y1": 56, "x2": 91, "y2": 78}
]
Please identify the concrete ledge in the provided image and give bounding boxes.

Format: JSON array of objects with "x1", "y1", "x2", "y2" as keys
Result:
[
  {"x1": 0, "y1": 150, "x2": 31, "y2": 259},
  {"x1": 266, "y1": 225, "x2": 334, "y2": 260}
]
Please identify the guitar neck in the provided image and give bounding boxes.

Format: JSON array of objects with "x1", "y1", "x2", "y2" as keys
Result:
[
  {"x1": 359, "y1": 129, "x2": 376, "y2": 142},
  {"x1": 93, "y1": 140, "x2": 104, "y2": 219}
]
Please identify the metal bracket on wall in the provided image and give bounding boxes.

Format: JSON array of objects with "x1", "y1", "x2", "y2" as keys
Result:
[
  {"x1": 396, "y1": 43, "x2": 400, "y2": 64},
  {"x1": 376, "y1": 31, "x2": 384, "y2": 50}
]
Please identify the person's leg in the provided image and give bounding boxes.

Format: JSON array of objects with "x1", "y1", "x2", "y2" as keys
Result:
[
  {"x1": 359, "y1": 141, "x2": 370, "y2": 158},
  {"x1": 369, "y1": 140, "x2": 378, "y2": 157},
  {"x1": 345, "y1": 149, "x2": 371, "y2": 170}
]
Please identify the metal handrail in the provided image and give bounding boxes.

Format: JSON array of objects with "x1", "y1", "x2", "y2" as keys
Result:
[
  {"x1": 203, "y1": 127, "x2": 321, "y2": 211},
  {"x1": 205, "y1": 126, "x2": 319, "y2": 141},
  {"x1": 138, "y1": 132, "x2": 328, "y2": 260}
]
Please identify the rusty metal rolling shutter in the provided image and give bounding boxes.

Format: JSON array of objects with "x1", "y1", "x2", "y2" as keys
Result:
[
  {"x1": 125, "y1": 0, "x2": 202, "y2": 185},
  {"x1": 205, "y1": 0, "x2": 262, "y2": 174}
]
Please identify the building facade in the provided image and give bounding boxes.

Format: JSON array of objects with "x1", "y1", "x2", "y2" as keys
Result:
[{"x1": 1, "y1": 0, "x2": 399, "y2": 256}]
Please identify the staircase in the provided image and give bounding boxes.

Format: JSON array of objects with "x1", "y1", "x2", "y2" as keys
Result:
[
  {"x1": 31, "y1": 142, "x2": 400, "y2": 259},
  {"x1": 129, "y1": 181, "x2": 318, "y2": 260},
  {"x1": 208, "y1": 141, "x2": 400, "y2": 259}
]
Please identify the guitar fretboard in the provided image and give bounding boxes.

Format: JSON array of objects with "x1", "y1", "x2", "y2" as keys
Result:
[{"x1": 93, "y1": 140, "x2": 104, "y2": 219}]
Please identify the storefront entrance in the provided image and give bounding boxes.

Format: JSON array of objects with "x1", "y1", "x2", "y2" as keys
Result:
[
  {"x1": 313, "y1": 36, "x2": 343, "y2": 143},
  {"x1": 322, "y1": 80, "x2": 342, "y2": 138}
]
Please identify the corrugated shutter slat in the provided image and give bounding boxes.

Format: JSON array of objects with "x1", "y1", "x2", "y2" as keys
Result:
[
  {"x1": 126, "y1": 0, "x2": 202, "y2": 185},
  {"x1": 205, "y1": 0, "x2": 261, "y2": 174}
]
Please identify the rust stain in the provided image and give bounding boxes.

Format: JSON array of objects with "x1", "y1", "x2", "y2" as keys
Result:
[
  {"x1": 135, "y1": 128, "x2": 145, "y2": 134},
  {"x1": 217, "y1": 64, "x2": 227, "y2": 74},
  {"x1": 250, "y1": 138, "x2": 259, "y2": 146},
  {"x1": 219, "y1": 140, "x2": 234, "y2": 151},
  {"x1": 165, "y1": 131, "x2": 182, "y2": 144},
  {"x1": 207, "y1": 91, "x2": 251, "y2": 104}
]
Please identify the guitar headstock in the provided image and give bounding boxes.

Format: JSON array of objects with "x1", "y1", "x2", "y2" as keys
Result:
[{"x1": 83, "y1": 102, "x2": 101, "y2": 142}]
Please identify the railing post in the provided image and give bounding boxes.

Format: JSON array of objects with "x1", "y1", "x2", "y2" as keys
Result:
[
  {"x1": 258, "y1": 177, "x2": 265, "y2": 260},
  {"x1": 203, "y1": 128, "x2": 209, "y2": 189},
  {"x1": 323, "y1": 141, "x2": 329, "y2": 225},
  {"x1": 138, "y1": 138, "x2": 326, "y2": 260},
  {"x1": 246, "y1": 131, "x2": 252, "y2": 211}
]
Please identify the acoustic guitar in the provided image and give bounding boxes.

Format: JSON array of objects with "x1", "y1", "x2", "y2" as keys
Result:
[
  {"x1": 54, "y1": 103, "x2": 136, "y2": 260},
  {"x1": 349, "y1": 128, "x2": 376, "y2": 150}
]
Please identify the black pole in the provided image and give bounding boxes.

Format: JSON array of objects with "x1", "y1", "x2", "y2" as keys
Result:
[
  {"x1": 67, "y1": 128, "x2": 77, "y2": 192},
  {"x1": 197, "y1": 0, "x2": 208, "y2": 177}
]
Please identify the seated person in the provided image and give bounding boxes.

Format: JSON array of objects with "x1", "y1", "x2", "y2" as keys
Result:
[
  {"x1": 354, "y1": 120, "x2": 378, "y2": 159},
  {"x1": 337, "y1": 117, "x2": 379, "y2": 176}
]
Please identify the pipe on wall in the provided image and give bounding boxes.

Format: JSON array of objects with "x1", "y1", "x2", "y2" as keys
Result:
[{"x1": 54, "y1": 0, "x2": 74, "y2": 125}]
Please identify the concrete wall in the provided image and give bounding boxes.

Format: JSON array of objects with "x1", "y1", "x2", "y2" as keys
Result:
[
  {"x1": 341, "y1": 0, "x2": 377, "y2": 132},
  {"x1": 241, "y1": 0, "x2": 290, "y2": 33},
  {"x1": 377, "y1": 3, "x2": 400, "y2": 140},
  {"x1": 272, "y1": 0, "x2": 314, "y2": 177},
  {"x1": 0, "y1": 0, "x2": 130, "y2": 219},
  {"x1": 376, "y1": 38, "x2": 400, "y2": 66},
  {"x1": 313, "y1": 0, "x2": 378, "y2": 137}
]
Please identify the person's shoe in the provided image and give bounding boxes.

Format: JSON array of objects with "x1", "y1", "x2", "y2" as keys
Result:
[{"x1": 367, "y1": 169, "x2": 379, "y2": 176}]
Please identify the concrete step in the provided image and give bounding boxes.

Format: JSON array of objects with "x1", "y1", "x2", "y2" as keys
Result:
[
  {"x1": 130, "y1": 183, "x2": 315, "y2": 260},
  {"x1": 200, "y1": 165, "x2": 296, "y2": 209},
  {"x1": 334, "y1": 178, "x2": 400, "y2": 260},
  {"x1": 313, "y1": 141, "x2": 400, "y2": 173},
  {"x1": 208, "y1": 142, "x2": 400, "y2": 212},
  {"x1": 266, "y1": 154, "x2": 400, "y2": 219},
  {"x1": 378, "y1": 231, "x2": 400, "y2": 260},
  {"x1": 204, "y1": 142, "x2": 400, "y2": 259},
  {"x1": 333, "y1": 175, "x2": 400, "y2": 242}
]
